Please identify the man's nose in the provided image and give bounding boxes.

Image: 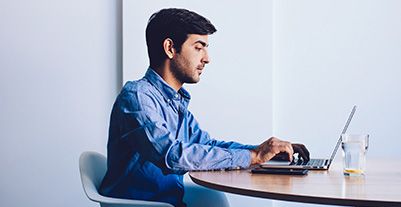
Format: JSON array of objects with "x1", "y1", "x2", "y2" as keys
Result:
[{"x1": 202, "y1": 51, "x2": 210, "y2": 64}]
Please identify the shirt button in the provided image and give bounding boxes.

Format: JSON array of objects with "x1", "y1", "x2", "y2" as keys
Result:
[
  {"x1": 174, "y1": 94, "x2": 179, "y2": 98},
  {"x1": 167, "y1": 99, "x2": 171, "y2": 103}
]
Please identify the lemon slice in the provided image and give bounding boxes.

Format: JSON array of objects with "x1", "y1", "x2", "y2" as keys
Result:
[{"x1": 344, "y1": 169, "x2": 363, "y2": 174}]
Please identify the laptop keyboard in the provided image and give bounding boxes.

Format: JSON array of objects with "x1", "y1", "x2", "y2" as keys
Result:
[
  {"x1": 306, "y1": 159, "x2": 326, "y2": 166},
  {"x1": 290, "y1": 159, "x2": 326, "y2": 167}
]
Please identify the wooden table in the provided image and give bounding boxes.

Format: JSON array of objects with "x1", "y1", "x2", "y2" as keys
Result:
[{"x1": 189, "y1": 159, "x2": 401, "y2": 206}]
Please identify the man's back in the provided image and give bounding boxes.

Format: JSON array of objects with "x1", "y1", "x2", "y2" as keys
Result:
[{"x1": 99, "y1": 69, "x2": 187, "y2": 206}]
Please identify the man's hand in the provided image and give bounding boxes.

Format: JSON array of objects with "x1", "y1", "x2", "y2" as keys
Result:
[
  {"x1": 271, "y1": 144, "x2": 310, "y2": 162},
  {"x1": 250, "y1": 137, "x2": 310, "y2": 165}
]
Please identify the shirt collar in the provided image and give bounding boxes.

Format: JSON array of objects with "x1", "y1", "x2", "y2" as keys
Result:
[{"x1": 144, "y1": 68, "x2": 191, "y2": 101}]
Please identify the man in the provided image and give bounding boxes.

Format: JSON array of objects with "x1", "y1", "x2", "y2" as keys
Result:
[{"x1": 99, "y1": 8, "x2": 309, "y2": 207}]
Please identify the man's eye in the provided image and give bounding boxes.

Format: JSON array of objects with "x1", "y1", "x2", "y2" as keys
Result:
[{"x1": 195, "y1": 47, "x2": 202, "y2": 51}]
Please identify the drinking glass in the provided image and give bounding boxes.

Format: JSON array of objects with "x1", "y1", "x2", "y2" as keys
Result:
[{"x1": 341, "y1": 134, "x2": 369, "y2": 176}]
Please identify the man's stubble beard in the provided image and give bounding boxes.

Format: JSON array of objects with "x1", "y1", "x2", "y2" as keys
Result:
[{"x1": 170, "y1": 55, "x2": 199, "y2": 84}]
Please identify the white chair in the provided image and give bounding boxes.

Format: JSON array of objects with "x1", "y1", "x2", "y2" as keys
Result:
[
  {"x1": 183, "y1": 182, "x2": 230, "y2": 207},
  {"x1": 79, "y1": 151, "x2": 173, "y2": 207},
  {"x1": 79, "y1": 151, "x2": 230, "y2": 207}
]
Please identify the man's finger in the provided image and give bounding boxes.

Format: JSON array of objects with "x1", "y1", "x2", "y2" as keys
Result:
[
  {"x1": 296, "y1": 144, "x2": 310, "y2": 158},
  {"x1": 293, "y1": 144, "x2": 310, "y2": 161},
  {"x1": 271, "y1": 152, "x2": 291, "y2": 161}
]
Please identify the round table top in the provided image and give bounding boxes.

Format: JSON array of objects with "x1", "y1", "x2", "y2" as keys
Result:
[{"x1": 189, "y1": 159, "x2": 401, "y2": 206}]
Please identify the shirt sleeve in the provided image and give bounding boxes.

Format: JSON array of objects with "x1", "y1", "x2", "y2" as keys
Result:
[
  {"x1": 164, "y1": 110, "x2": 255, "y2": 172},
  {"x1": 165, "y1": 141, "x2": 251, "y2": 172},
  {"x1": 118, "y1": 90, "x2": 252, "y2": 174}
]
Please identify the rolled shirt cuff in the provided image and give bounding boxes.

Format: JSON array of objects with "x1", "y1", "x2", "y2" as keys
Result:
[{"x1": 229, "y1": 149, "x2": 252, "y2": 169}]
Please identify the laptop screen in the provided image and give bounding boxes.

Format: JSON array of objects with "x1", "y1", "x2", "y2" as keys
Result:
[{"x1": 328, "y1": 105, "x2": 357, "y2": 162}]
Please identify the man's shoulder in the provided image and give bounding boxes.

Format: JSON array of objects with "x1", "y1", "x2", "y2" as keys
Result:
[
  {"x1": 122, "y1": 78, "x2": 153, "y2": 95},
  {"x1": 118, "y1": 79, "x2": 161, "y2": 109}
]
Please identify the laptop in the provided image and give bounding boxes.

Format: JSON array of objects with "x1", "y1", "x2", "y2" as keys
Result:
[{"x1": 260, "y1": 105, "x2": 357, "y2": 170}]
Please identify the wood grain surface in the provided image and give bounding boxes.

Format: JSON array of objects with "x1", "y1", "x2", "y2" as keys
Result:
[{"x1": 189, "y1": 159, "x2": 401, "y2": 206}]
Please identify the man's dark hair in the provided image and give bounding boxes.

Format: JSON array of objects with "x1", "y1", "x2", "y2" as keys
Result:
[{"x1": 145, "y1": 8, "x2": 217, "y2": 69}]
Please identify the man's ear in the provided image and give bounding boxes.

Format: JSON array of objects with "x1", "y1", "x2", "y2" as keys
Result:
[{"x1": 163, "y1": 38, "x2": 175, "y2": 59}]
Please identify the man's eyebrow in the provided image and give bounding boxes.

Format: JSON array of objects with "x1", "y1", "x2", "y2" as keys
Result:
[{"x1": 194, "y1": 40, "x2": 209, "y2": 47}]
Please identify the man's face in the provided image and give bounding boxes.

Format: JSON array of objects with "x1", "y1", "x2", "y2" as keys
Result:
[{"x1": 170, "y1": 34, "x2": 210, "y2": 84}]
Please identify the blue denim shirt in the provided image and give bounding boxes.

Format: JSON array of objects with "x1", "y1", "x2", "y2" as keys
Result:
[{"x1": 99, "y1": 68, "x2": 255, "y2": 207}]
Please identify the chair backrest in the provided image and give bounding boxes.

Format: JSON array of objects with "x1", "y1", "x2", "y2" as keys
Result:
[
  {"x1": 79, "y1": 151, "x2": 108, "y2": 202},
  {"x1": 79, "y1": 151, "x2": 176, "y2": 207}
]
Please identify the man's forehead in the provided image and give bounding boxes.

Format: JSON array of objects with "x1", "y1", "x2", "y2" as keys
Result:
[{"x1": 187, "y1": 34, "x2": 209, "y2": 46}]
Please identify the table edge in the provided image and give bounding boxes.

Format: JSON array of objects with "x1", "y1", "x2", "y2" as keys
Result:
[{"x1": 189, "y1": 172, "x2": 399, "y2": 207}]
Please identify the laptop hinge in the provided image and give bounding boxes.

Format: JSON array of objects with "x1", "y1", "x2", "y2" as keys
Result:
[{"x1": 326, "y1": 159, "x2": 332, "y2": 166}]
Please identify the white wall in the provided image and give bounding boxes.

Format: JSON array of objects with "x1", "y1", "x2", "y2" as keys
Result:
[
  {"x1": 273, "y1": 0, "x2": 401, "y2": 159},
  {"x1": 273, "y1": 1, "x2": 401, "y2": 207},
  {"x1": 123, "y1": 1, "x2": 273, "y2": 206},
  {"x1": 0, "y1": 0, "x2": 121, "y2": 207}
]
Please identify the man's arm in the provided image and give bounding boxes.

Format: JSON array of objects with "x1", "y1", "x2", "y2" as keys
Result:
[
  {"x1": 165, "y1": 141, "x2": 251, "y2": 172},
  {"x1": 119, "y1": 91, "x2": 252, "y2": 174},
  {"x1": 119, "y1": 90, "x2": 308, "y2": 173},
  {"x1": 185, "y1": 111, "x2": 310, "y2": 164}
]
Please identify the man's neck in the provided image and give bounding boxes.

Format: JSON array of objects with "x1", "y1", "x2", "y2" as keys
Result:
[{"x1": 152, "y1": 65, "x2": 182, "y2": 91}]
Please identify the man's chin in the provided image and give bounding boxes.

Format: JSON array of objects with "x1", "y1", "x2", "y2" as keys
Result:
[{"x1": 184, "y1": 77, "x2": 200, "y2": 84}]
